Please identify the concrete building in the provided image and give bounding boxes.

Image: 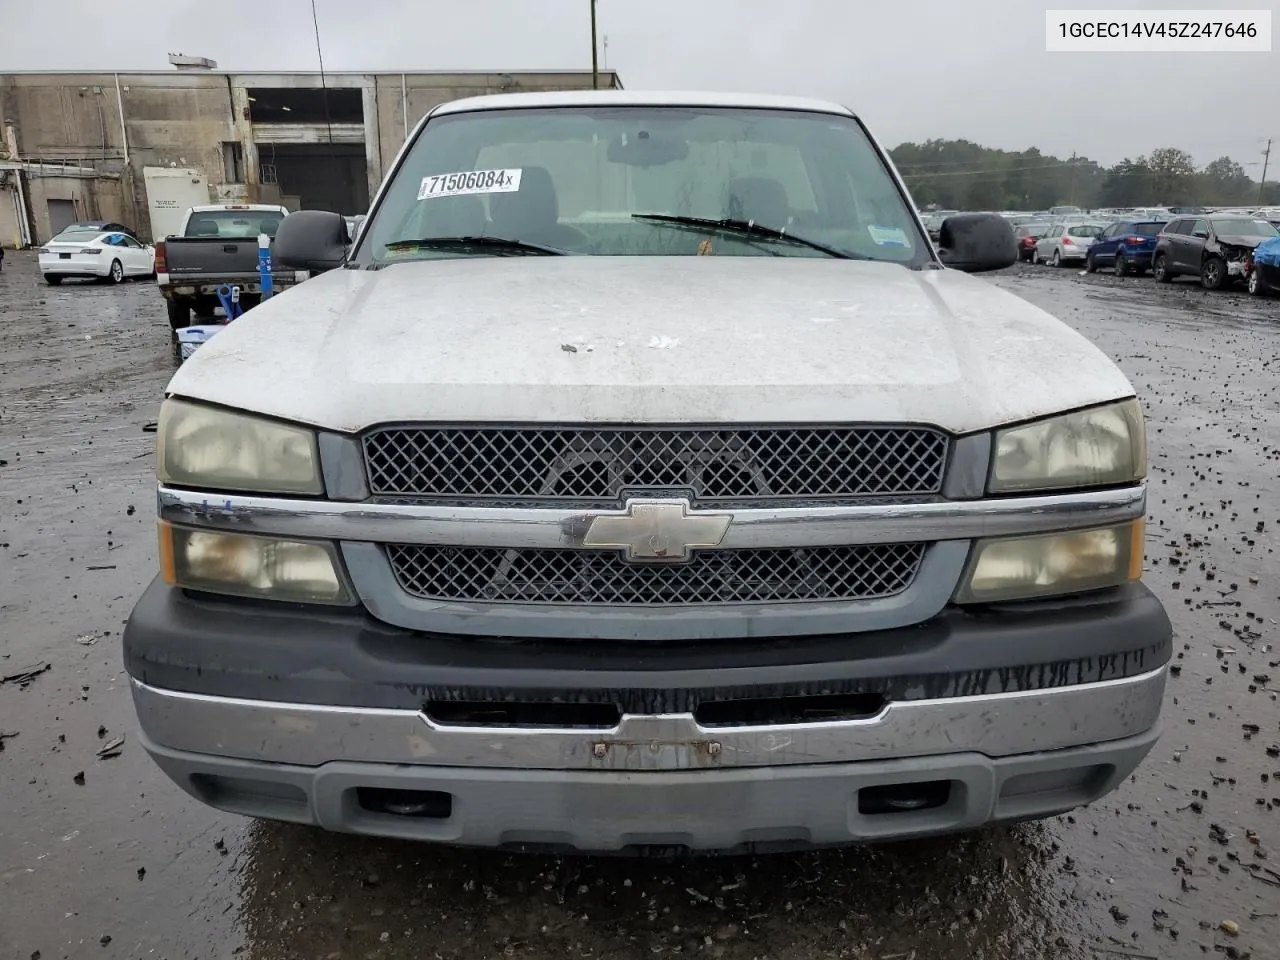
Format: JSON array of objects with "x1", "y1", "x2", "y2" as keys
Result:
[{"x1": 0, "y1": 63, "x2": 622, "y2": 246}]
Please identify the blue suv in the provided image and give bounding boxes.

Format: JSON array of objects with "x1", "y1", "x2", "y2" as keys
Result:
[{"x1": 1086, "y1": 221, "x2": 1164, "y2": 276}]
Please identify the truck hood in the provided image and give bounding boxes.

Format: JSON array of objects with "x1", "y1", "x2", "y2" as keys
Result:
[{"x1": 166, "y1": 256, "x2": 1135, "y2": 434}]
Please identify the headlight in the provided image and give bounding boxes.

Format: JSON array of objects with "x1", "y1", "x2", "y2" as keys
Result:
[
  {"x1": 159, "y1": 522, "x2": 352, "y2": 604},
  {"x1": 990, "y1": 399, "x2": 1146, "y2": 494},
  {"x1": 157, "y1": 399, "x2": 322, "y2": 495},
  {"x1": 955, "y1": 520, "x2": 1144, "y2": 604}
]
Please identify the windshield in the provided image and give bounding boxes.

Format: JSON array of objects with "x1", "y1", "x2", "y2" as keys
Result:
[
  {"x1": 1129, "y1": 223, "x2": 1163, "y2": 236},
  {"x1": 185, "y1": 210, "x2": 285, "y2": 238},
  {"x1": 357, "y1": 106, "x2": 928, "y2": 266},
  {"x1": 50, "y1": 227, "x2": 103, "y2": 243},
  {"x1": 1210, "y1": 218, "x2": 1278, "y2": 238},
  {"x1": 1067, "y1": 224, "x2": 1103, "y2": 237}
]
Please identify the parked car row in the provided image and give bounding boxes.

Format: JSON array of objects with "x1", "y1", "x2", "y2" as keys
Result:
[
  {"x1": 27, "y1": 206, "x2": 369, "y2": 320},
  {"x1": 1027, "y1": 212, "x2": 1280, "y2": 294},
  {"x1": 919, "y1": 202, "x2": 1280, "y2": 296}
]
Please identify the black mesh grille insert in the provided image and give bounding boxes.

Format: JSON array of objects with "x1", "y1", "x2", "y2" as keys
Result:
[
  {"x1": 362, "y1": 426, "x2": 949, "y2": 504},
  {"x1": 385, "y1": 543, "x2": 927, "y2": 606}
]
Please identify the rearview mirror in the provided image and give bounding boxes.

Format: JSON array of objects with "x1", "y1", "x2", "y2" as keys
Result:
[
  {"x1": 937, "y1": 213, "x2": 1018, "y2": 272},
  {"x1": 274, "y1": 210, "x2": 350, "y2": 273},
  {"x1": 606, "y1": 131, "x2": 690, "y2": 168}
]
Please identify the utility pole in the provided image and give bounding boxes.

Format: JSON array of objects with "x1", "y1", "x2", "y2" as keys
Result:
[
  {"x1": 1259, "y1": 138, "x2": 1273, "y2": 206},
  {"x1": 590, "y1": 0, "x2": 599, "y2": 89}
]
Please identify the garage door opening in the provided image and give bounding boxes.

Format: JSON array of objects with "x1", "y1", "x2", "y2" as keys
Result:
[
  {"x1": 258, "y1": 143, "x2": 368, "y2": 215},
  {"x1": 248, "y1": 87, "x2": 362, "y2": 124},
  {"x1": 46, "y1": 198, "x2": 78, "y2": 236}
]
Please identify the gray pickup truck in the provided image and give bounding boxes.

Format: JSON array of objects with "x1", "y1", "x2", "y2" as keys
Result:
[
  {"x1": 125, "y1": 89, "x2": 1170, "y2": 854},
  {"x1": 156, "y1": 203, "x2": 303, "y2": 328}
]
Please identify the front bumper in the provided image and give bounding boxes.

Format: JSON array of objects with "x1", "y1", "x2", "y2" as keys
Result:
[
  {"x1": 140, "y1": 724, "x2": 1162, "y2": 851},
  {"x1": 125, "y1": 580, "x2": 1170, "y2": 849}
]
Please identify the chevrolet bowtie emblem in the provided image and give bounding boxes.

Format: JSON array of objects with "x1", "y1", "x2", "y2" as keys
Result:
[{"x1": 582, "y1": 499, "x2": 731, "y2": 561}]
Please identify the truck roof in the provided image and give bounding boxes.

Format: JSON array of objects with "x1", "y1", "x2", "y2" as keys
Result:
[
  {"x1": 432, "y1": 89, "x2": 856, "y2": 118},
  {"x1": 186, "y1": 204, "x2": 288, "y2": 213}
]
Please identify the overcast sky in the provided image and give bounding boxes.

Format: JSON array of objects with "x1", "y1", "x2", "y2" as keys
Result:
[{"x1": 1, "y1": 0, "x2": 1274, "y2": 168}]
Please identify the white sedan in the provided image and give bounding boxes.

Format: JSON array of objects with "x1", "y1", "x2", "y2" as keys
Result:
[{"x1": 38, "y1": 227, "x2": 156, "y2": 285}]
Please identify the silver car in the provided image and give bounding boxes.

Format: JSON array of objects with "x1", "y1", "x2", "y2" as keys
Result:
[{"x1": 1034, "y1": 221, "x2": 1105, "y2": 266}]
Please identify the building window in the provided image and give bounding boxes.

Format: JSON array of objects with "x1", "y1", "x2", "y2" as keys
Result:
[{"x1": 222, "y1": 142, "x2": 245, "y2": 183}]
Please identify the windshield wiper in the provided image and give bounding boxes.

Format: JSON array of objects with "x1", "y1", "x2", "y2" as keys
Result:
[
  {"x1": 383, "y1": 236, "x2": 566, "y2": 256},
  {"x1": 631, "y1": 214, "x2": 863, "y2": 260}
]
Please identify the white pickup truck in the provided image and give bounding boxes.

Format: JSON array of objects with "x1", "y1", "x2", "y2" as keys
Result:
[
  {"x1": 125, "y1": 90, "x2": 1170, "y2": 853},
  {"x1": 155, "y1": 203, "x2": 300, "y2": 328}
]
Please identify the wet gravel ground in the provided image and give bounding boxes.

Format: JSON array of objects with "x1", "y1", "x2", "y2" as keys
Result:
[{"x1": 2, "y1": 252, "x2": 1279, "y2": 960}]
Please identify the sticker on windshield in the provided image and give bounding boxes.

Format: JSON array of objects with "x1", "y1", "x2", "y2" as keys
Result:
[
  {"x1": 418, "y1": 169, "x2": 522, "y2": 200},
  {"x1": 868, "y1": 225, "x2": 909, "y2": 247}
]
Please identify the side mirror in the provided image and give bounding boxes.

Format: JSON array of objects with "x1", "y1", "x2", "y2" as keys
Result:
[
  {"x1": 274, "y1": 210, "x2": 350, "y2": 273},
  {"x1": 1192, "y1": 231, "x2": 1208, "y2": 239},
  {"x1": 937, "y1": 213, "x2": 1018, "y2": 272}
]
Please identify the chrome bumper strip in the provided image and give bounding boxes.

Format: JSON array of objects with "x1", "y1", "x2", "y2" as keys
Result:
[
  {"x1": 131, "y1": 666, "x2": 1167, "y2": 771},
  {"x1": 157, "y1": 484, "x2": 1146, "y2": 549}
]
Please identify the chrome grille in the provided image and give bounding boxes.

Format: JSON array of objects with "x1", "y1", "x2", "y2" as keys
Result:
[
  {"x1": 362, "y1": 426, "x2": 949, "y2": 504},
  {"x1": 385, "y1": 543, "x2": 927, "y2": 606}
]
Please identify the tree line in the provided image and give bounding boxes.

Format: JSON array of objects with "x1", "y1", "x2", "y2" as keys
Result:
[{"x1": 889, "y1": 139, "x2": 1278, "y2": 211}]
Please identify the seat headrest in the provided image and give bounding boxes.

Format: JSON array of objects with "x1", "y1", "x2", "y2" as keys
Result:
[
  {"x1": 490, "y1": 166, "x2": 559, "y2": 235},
  {"x1": 726, "y1": 177, "x2": 790, "y2": 227}
]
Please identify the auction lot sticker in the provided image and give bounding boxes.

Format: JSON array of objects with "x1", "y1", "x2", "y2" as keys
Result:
[{"x1": 418, "y1": 169, "x2": 523, "y2": 200}]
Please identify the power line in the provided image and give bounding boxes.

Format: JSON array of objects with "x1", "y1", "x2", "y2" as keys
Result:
[
  {"x1": 899, "y1": 160, "x2": 1094, "y2": 179},
  {"x1": 310, "y1": 0, "x2": 334, "y2": 148},
  {"x1": 894, "y1": 155, "x2": 1067, "y2": 171}
]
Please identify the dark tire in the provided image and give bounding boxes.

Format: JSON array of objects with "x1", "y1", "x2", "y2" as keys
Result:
[
  {"x1": 44, "y1": 274, "x2": 63, "y2": 286},
  {"x1": 1201, "y1": 256, "x2": 1227, "y2": 291},
  {"x1": 1153, "y1": 254, "x2": 1173, "y2": 283},
  {"x1": 103, "y1": 259, "x2": 124, "y2": 284},
  {"x1": 166, "y1": 298, "x2": 191, "y2": 331},
  {"x1": 1114, "y1": 252, "x2": 1130, "y2": 277},
  {"x1": 1085, "y1": 251, "x2": 1097, "y2": 273},
  {"x1": 1051, "y1": 249, "x2": 1062, "y2": 268},
  {"x1": 1248, "y1": 269, "x2": 1264, "y2": 296}
]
